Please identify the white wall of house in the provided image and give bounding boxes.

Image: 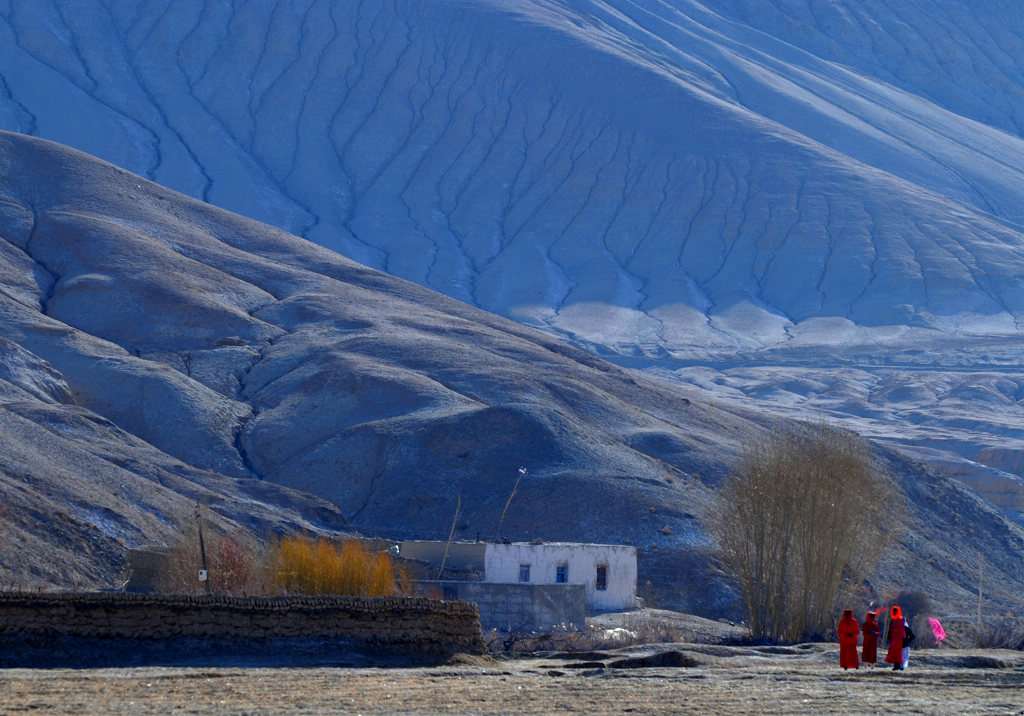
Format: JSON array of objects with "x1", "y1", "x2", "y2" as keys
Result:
[
  {"x1": 483, "y1": 543, "x2": 637, "y2": 611},
  {"x1": 399, "y1": 540, "x2": 486, "y2": 572}
]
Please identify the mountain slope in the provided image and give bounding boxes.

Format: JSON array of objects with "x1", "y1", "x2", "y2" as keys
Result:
[
  {"x1": 3, "y1": 130, "x2": 1024, "y2": 619},
  {"x1": 2, "y1": 0, "x2": 1023, "y2": 337},
  {"x1": 3, "y1": 1, "x2": 1024, "y2": 502},
  {"x1": 0, "y1": 129, "x2": 743, "y2": 606}
]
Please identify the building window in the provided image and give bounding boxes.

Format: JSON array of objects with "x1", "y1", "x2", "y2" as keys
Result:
[
  {"x1": 519, "y1": 564, "x2": 531, "y2": 582},
  {"x1": 556, "y1": 564, "x2": 568, "y2": 584},
  {"x1": 596, "y1": 564, "x2": 607, "y2": 591}
]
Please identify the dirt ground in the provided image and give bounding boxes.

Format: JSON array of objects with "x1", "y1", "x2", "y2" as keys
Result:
[{"x1": 2, "y1": 643, "x2": 1023, "y2": 715}]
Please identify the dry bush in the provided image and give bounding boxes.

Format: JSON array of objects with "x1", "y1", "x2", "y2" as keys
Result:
[
  {"x1": 710, "y1": 423, "x2": 900, "y2": 642},
  {"x1": 906, "y1": 615, "x2": 939, "y2": 649},
  {"x1": 156, "y1": 528, "x2": 265, "y2": 596},
  {"x1": 967, "y1": 619, "x2": 1024, "y2": 650},
  {"x1": 212, "y1": 535, "x2": 259, "y2": 594},
  {"x1": 268, "y1": 535, "x2": 396, "y2": 597},
  {"x1": 394, "y1": 564, "x2": 419, "y2": 597},
  {"x1": 156, "y1": 530, "x2": 399, "y2": 597},
  {"x1": 882, "y1": 590, "x2": 939, "y2": 648},
  {"x1": 888, "y1": 589, "x2": 933, "y2": 624}
]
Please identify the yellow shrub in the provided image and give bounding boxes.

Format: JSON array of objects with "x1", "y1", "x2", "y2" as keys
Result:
[{"x1": 268, "y1": 536, "x2": 396, "y2": 597}]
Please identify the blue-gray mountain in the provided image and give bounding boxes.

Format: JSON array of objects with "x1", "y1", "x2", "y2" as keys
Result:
[
  {"x1": 2, "y1": 0, "x2": 1023, "y2": 514},
  {"x1": 3, "y1": 0, "x2": 1024, "y2": 615},
  {"x1": 1, "y1": 130, "x2": 735, "y2": 606},
  {"x1": 2, "y1": 131, "x2": 1023, "y2": 618}
]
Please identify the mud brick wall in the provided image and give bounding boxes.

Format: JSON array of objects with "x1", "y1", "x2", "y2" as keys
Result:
[{"x1": 0, "y1": 592, "x2": 485, "y2": 654}]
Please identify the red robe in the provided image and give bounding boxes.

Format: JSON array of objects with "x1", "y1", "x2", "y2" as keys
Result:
[
  {"x1": 885, "y1": 618, "x2": 906, "y2": 664},
  {"x1": 838, "y1": 613, "x2": 861, "y2": 669},
  {"x1": 861, "y1": 614, "x2": 880, "y2": 663}
]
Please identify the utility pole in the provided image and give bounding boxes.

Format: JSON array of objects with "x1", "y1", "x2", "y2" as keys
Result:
[
  {"x1": 977, "y1": 550, "x2": 984, "y2": 629},
  {"x1": 498, "y1": 467, "x2": 527, "y2": 533},
  {"x1": 437, "y1": 495, "x2": 461, "y2": 581},
  {"x1": 196, "y1": 504, "x2": 211, "y2": 595}
]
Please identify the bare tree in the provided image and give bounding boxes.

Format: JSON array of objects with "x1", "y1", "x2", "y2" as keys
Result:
[
  {"x1": 710, "y1": 423, "x2": 899, "y2": 642},
  {"x1": 157, "y1": 527, "x2": 265, "y2": 596}
]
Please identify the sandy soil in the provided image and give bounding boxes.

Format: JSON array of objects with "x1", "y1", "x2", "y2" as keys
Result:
[{"x1": 2, "y1": 644, "x2": 1023, "y2": 715}]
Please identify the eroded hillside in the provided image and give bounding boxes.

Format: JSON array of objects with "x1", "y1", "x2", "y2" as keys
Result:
[
  {"x1": 2, "y1": 131, "x2": 1023, "y2": 618},
  {"x1": 3, "y1": 1, "x2": 1024, "y2": 515}
]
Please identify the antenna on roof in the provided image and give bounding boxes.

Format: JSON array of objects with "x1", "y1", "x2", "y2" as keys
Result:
[
  {"x1": 498, "y1": 467, "x2": 527, "y2": 533},
  {"x1": 437, "y1": 494, "x2": 462, "y2": 580}
]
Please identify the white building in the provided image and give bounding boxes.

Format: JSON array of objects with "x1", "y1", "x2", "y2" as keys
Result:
[{"x1": 400, "y1": 540, "x2": 638, "y2": 611}]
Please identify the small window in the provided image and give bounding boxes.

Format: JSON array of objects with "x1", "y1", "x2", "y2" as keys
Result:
[
  {"x1": 556, "y1": 564, "x2": 568, "y2": 584},
  {"x1": 596, "y1": 564, "x2": 607, "y2": 591},
  {"x1": 519, "y1": 564, "x2": 531, "y2": 582}
]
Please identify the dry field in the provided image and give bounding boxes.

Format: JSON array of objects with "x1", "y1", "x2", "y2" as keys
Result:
[{"x1": 2, "y1": 644, "x2": 1023, "y2": 715}]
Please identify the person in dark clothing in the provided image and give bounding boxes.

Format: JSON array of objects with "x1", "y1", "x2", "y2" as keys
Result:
[{"x1": 861, "y1": 610, "x2": 881, "y2": 667}]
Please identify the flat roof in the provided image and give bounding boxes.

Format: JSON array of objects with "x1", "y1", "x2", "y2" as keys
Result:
[{"x1": 401, "y1": 540, "x2": 633, "y2": 549}]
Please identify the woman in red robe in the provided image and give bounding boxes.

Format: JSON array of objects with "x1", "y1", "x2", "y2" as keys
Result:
[
  {"x1": 885, "y1": 605, "x2": 906, "y2": 670},
  {"x1": 861, "y1": 610, "x2": 881, "y2": 666},
  {"x1": 837, "y1": 609, "x2": 861, "y2": 669}
]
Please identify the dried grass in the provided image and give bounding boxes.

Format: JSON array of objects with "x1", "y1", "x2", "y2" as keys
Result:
[{"x1": 485, "y1": 613, "x2": 699, "y2": 654}]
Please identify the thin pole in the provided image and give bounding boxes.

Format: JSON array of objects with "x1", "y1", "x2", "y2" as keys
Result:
[
  {"x1": 196, "y1": 505, "x2": 211, "y2": 595},
  {"x1": 499, "y1": 467, "x2": 527, "y2": 532},
  {"x1": 977, "y1": 551, "x2": 983, "y2": 628},
  {"x1": 437, "y1": 495, "x2": 461, "y2": 581}
]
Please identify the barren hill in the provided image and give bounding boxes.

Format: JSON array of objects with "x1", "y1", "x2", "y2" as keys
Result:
[
  {"x1": 3, "y1": 0, "x2": 1024, "y2": 522},
  {"x1": 0, "y1": 129, "x2": 741, "y2": 604},
  {"x1": 2, "y1": 130, "x2": 1023, "y2": 619}
]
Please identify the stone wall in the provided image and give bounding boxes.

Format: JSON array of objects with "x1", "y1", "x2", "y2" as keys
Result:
[
  {"x1": 124, "y1": 547, "x2": 173, "y2": 593},
  {"x1": 0, "y1": 592, "x2": 485, "y2": 658},
  {"x1": 428, "y1": 581, "x2": 586, "y2": 632}
]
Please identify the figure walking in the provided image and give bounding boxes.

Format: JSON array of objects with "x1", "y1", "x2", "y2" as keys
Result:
[
  {"x1": 838, "y1": 609, "x2": 861, "y2": 669},
  {"x1": 885, "y1": 605, "x2": 906, "y2": 671},
  {"x1": 861, "y1": 610, "x2": 881, "y2": 667},
  {"x1": 928, "y1": 617, "x2": 947, "y2": 647},
  {"x1": 901, "y1": 616, "x2": 914, "y2": 669}
]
